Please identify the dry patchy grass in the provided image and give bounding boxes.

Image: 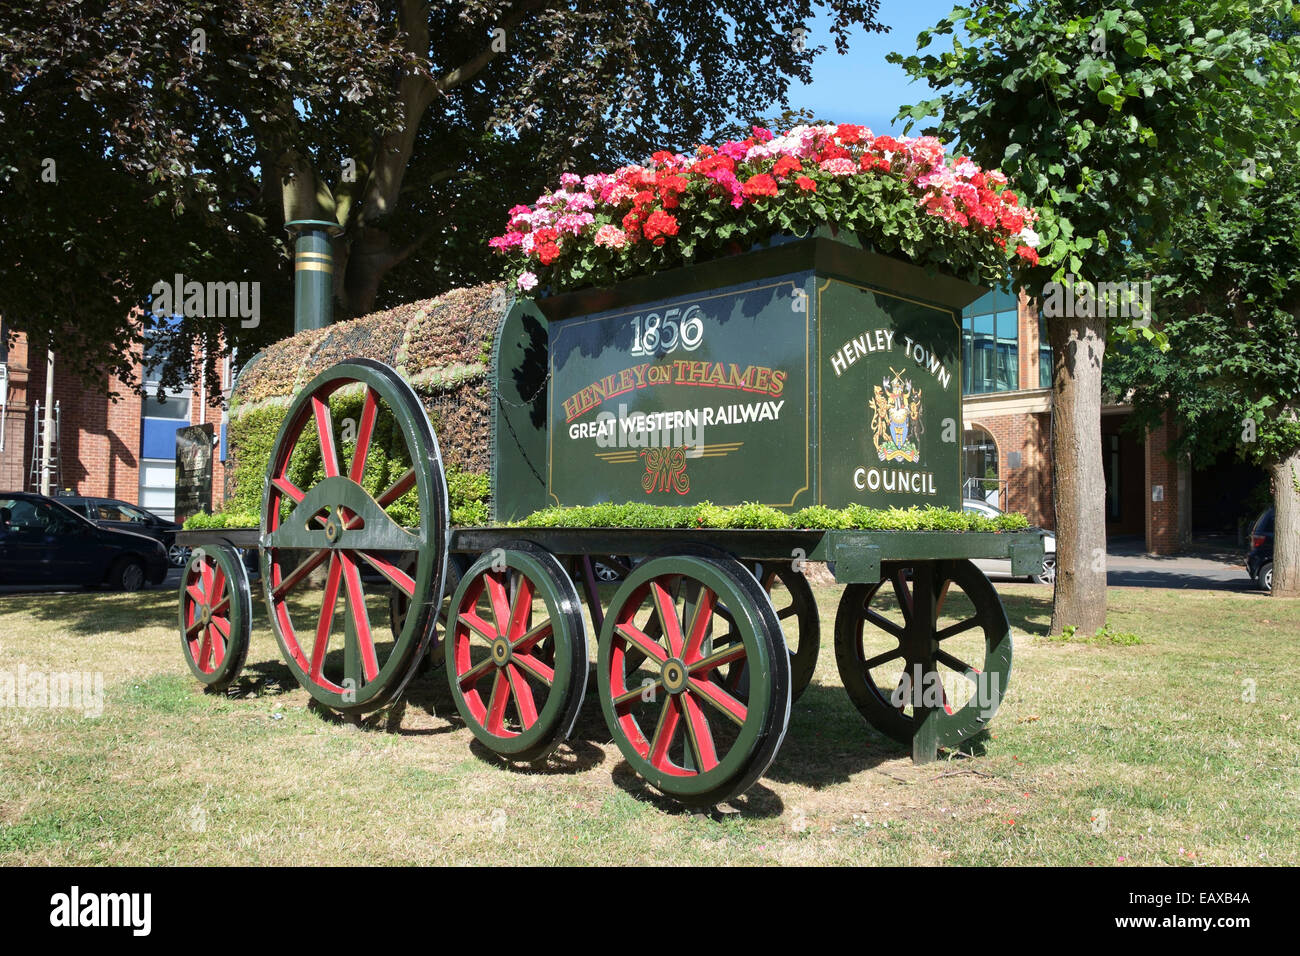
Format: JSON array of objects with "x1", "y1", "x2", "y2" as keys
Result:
[{"x1": 1, "y1": 578, "x2": 1297, "y2": 866}]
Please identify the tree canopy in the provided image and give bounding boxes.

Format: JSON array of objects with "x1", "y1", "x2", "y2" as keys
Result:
[{"x1": 0, "y1": 0, "x2": 886, "y2": 394}]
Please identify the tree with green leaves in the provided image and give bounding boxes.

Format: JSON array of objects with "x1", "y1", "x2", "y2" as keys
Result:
[
  {"x1": 0, "y1": 0, "x2": 886, "y2": 394},
  {"x1": 890, "y1": 0, "x2": 1300, "y2": 632},
  {"x1": 1106, "y1": 156, "x2": 1300, "y2": 597}
]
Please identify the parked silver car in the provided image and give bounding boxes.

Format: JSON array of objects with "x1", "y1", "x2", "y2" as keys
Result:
[{"x1": 964, "y1": 498, "x2": 1056, "y2": 584}]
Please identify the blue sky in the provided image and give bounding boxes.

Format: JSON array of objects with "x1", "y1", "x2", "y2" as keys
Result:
[{"x1": 790, "y1": 0, "x2": 962, "y2": 136}]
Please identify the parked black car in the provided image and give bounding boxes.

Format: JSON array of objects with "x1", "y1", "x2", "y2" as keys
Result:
[
  {"x1": 0, "y1": 492, "x2": 169, "y2": 591},
  {"x1": 59, "y1": 495, "x2": 189, "y2": 567},
  {"x1": 1246, "y1": 508, "x2": 1275, "y2": 592}
]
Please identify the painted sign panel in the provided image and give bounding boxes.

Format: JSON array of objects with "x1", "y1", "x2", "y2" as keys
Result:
[
  {"x1": 175, "y1": 423, "x2": 214, "y2": 523},
  {"x1": 548, "y1": 275, "x2": 812, "y2": 507},
  {"x1": 816, "y1": 277, "x2": 962, "y2": 510}
]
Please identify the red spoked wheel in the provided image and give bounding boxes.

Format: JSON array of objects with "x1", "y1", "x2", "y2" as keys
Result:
[
  {"x1": 446, "y1": 543, "x2": 588, "y2": 763},
  {"x1": 597, "y1": 553, "x2": 791, "y2": 809},
  {"x1": 178, "y1": 544, "x2": 251, "y2": 691},
  {"x1": 834, "y1": 559, "x2": 1012, "y2": 748},
  {"x1": 260, "y1": 359, "x2": 449, "y2": 715}
]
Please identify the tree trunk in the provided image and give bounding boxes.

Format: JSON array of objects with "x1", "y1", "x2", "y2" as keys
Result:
[
  {"x1": 1047, "y1": 314, "x2": 1109, "y2": 635},
  {"x1": 1269, "y1": 441, "x2": 1300, "y2": 598}
]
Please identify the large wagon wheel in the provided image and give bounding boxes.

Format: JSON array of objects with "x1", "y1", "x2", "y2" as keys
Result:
[
  {"x1": 750, "y1": 561, "x2": 819, "y2": 702},
  {"x1": 597, "y1": 554, "x2": 791, "y2": 809},
  {"x1": 178, "y1": 544, "x2": 251, "y2": 691},
  {"x1": 260, "y1": 359, "x2": 449, "y2": 716},
  {"x1": 445, "y1": 543, "x2": 588, "y2": 763},
  {"x1": 834, "y1": 559, "x2": 1011, "y2": 749}
]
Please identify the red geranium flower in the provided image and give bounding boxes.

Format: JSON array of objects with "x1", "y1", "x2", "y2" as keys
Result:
[
  {"x1": 795, "y1": 176, "x2": 817, "y2": 192},
  {"x1": 742, "y1": 173, "x2": 778, "y2": 198},
  {"x1": 1015, "y1": 244, "x2": 1038, "y2": 265},
  {"x1": 773, "y1": 155, "x2": 803, "y2": 179},
  {"x1": 642, "y1": 210, "x2": 679, "y2": 245}
]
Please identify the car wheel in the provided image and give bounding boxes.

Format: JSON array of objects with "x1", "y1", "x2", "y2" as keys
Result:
[
  {"x1": 1031, "y1": 552, "x2": 1057, "y2": 585},
  {"x1": 112, "y1": 558, "x2": 147, "y2": 592},
  {"x1": 1259, "y1": 562, "x2": 1273, "y2": 593},
  {"x1": 168, "y1": 544, "x2": 191, "y2": 568},
  {"x1": 592, "y1": 560, "x2": 623, "y2": 583}
]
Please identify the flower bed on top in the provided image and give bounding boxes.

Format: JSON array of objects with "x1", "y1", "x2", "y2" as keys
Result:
[{"x1": 491, "y1": 123, "x2": 1040, "y2": 295}]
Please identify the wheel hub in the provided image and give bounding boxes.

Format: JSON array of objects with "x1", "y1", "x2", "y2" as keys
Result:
[
  {"x1": 324, "y1": 514, "x2": 343, "y2": 544},
  {"x1": 491, "y1": 637, "x2": 512, "y2": 666},
  {"x1": 661, "y1": 658, "x2": 688, "y2": 694}
]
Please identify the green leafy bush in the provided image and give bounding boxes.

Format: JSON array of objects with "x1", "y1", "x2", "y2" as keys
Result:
[{"x1": 512, "y1": 501, "x2": 1030, "y2": 532}]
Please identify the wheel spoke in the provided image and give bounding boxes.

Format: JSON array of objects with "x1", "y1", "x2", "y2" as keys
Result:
[
  {"x1": 211, "y1": 566, "x2": 226, "y2": 604},
  {"x1": 197, "y1": 629, "x2": 214, "y2": 671},
  {"x1": 458, "y1": 609, "x2": 498, "y2": 642},
  {"x1": 935, "y1": 649, "x2": 980, "y2": 681},
  {"x1": 615, "y1": 621, "x2": 669, "y2": 665},
  {"x1": 506, "y1": 663, "x2": 539, "y2": 729},
  {"x1": 863, "y1": 647, "x2": 903, "y2": 670},
  {"x1": 186, "y1": 584, "x2": 206, "y2": 606},
  {"x1": 777, "y1": 604, "x2": 797, "y2": 621},
  {"x1": 354, "y1": 549, "x2": 416, "y2": 597},
  {"x1": 681, "y1": 586, "x2": 716, "y2": 664},
  {"x1": 506, "y1": 574, "x2": 535, "y2": 641},
  {"x1": 310, "y1": 554, "x2": 344, "y2": 681},
  {"x1": 511, "y1": 618, "x2": 553, "y2": 652},
  {"x1": 486, "y1": 669, "x2": 512, "y2": 735},
  {"x1": 512, "y1": 651, "x2": 554, "y2": 685},
  {"x1": 209, "y1": 623, "x2": 226, "y2": 668},
  {"x1": 349, "y1": 387, "x2": 379, "y2": 483},
  {"x1": 680, "y1": 691, "x2": 720, "y2": 773},
  {"x1": 613, "y1": 679, "x2": 661, "y2": 707},
  {"x1": 864, "y1": 608, "x2": 906, "y2": 640},
  {"x1": 341, "y1": 553, "x2": 379, "y2": 683},
  {"x1": 376, "y1": 467, "x2": 417, "y2": 508},
  {"x1": 271, "y1": 476, "x2": 306, "y2": 504},
  {"x1": 271, "y1": 549, "x2": 330, "y2": 599},
  {"x1": 687, "y1": 641, "x2": 746, "y2": 675},
  {"x1": 935, "y1": 578, "x2": 952, "y2": 617},
  {"x1": 457, "y1": 655, "x2": 495, "y2": 688},
  {"x1": 650, "y1": 580, "x2": 685, "y2": 657},
  {"x1": 312, "y1": 396, "x2": 342, "y2": 478},
  {"x1": 936, "y1": 617, "x2": 981, "y2": 641},
  {"x1": 685, "y1": 675, "x2": 748, "y2": 727},
  {"x1": 484, "y1": 571, "x2": 512, "y2": 640},
  {"x1": 648, "y1": 696, "x2": 682, "y2": 770}
]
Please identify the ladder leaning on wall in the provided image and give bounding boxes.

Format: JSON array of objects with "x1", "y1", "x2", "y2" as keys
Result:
[{"x1": 29, "y1": 399, "x2": 63, "y2": 493}]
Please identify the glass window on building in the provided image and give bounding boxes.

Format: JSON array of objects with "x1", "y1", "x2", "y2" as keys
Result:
[
  {"x1": 139, "y1": 322, "x2": 192, "y2": 521},
  {"x1": 962, "y1": 287, "x2": 1020, "y2": 394},
  {"x1": 962, "y1": 424, "x2": 1001, "y2": 507},
  {"x1": 1038, "y1": 313, "x2": 1053, "y2": 388}
]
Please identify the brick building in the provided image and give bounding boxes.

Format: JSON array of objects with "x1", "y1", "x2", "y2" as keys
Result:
[
  {"x1": 0, "y1": 318, "x2": 228, "y2": 520},
  {"x1": 958, "y1": 287, "x2": 1193, "y2": 554}
]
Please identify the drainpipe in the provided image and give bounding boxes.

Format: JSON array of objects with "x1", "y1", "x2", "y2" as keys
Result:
[
  {"x1": 40, "y1": 349, "x2": 54, "y2": 495},
  {"x1": 285, "y1": 219, "x2": 344, "y2": 332}
]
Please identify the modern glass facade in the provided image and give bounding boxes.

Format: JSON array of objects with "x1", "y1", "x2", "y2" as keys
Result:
[{"x1": 961, "y1": 287, "x2": 1020, "y2": 394}]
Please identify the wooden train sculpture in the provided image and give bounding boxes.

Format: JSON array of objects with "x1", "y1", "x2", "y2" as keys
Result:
[{"x1": 176, "y1": 231, "x2": 1044, "y2": 808}]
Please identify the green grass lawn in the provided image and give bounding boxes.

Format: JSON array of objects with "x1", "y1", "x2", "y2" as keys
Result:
[{"x1": 1, "y1": 576, "x2": 1297, "y2": 865}]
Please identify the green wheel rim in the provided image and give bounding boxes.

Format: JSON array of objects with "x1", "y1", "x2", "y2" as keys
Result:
[
  {"x1": 598, "y1": 554, "x2": 789, "y2": 807},
  {"x1": 834, "y1": 559, "x2": 1012, "y2": 748},
  {"x1": 260, "y1": 358, "x2": 449, "y2": 715},
  {"x1": 446, "y1": 544, "x2": 588, "y2": 762},
  {"x1": 178, "y1": 544, "x2": 251, "y2": 691}
]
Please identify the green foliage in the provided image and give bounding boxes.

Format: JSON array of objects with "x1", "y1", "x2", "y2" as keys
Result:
[
  {"x1": 189, "y1": 396, "x2": 490, "y2": 530},
  {"x1": 513, "y1": 502, "x2": 1030, "y2": 533},
  {"x1": 1049, "y1": 622, "x2": 1143, "y2": 645},
  {"x1": 890, "y1": 0, "x2": 1300, "y2": 349}
]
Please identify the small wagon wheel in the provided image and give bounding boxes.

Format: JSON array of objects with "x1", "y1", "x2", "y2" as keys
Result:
[
  {"x1": 260, "y1": 359, "x2": 449, "y2": 716},
  {"x1": 178, "y1": 544, "x2": 251, "y2": 691},
  {"x1": 834, "y1": 559, "x2": 1012, "y2": 749},
  {"x1": 750, "y1": 561, "x2": 820, "y2": 702},
  {"x1": 445, "y1": 543, "x2": 588, "y2": 763},
  {"x1": 597, "y1": 554, "x2": 791, "y2": 809}
]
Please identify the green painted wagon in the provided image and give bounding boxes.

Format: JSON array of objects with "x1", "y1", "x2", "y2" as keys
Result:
[{"x1": 177, "y1": 229, "x2": 1044, "y2": 809}]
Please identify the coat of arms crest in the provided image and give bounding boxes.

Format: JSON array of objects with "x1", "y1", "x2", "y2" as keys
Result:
[{"x1": 870, "y1": 369, "x2": 922, "y2": 463}]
